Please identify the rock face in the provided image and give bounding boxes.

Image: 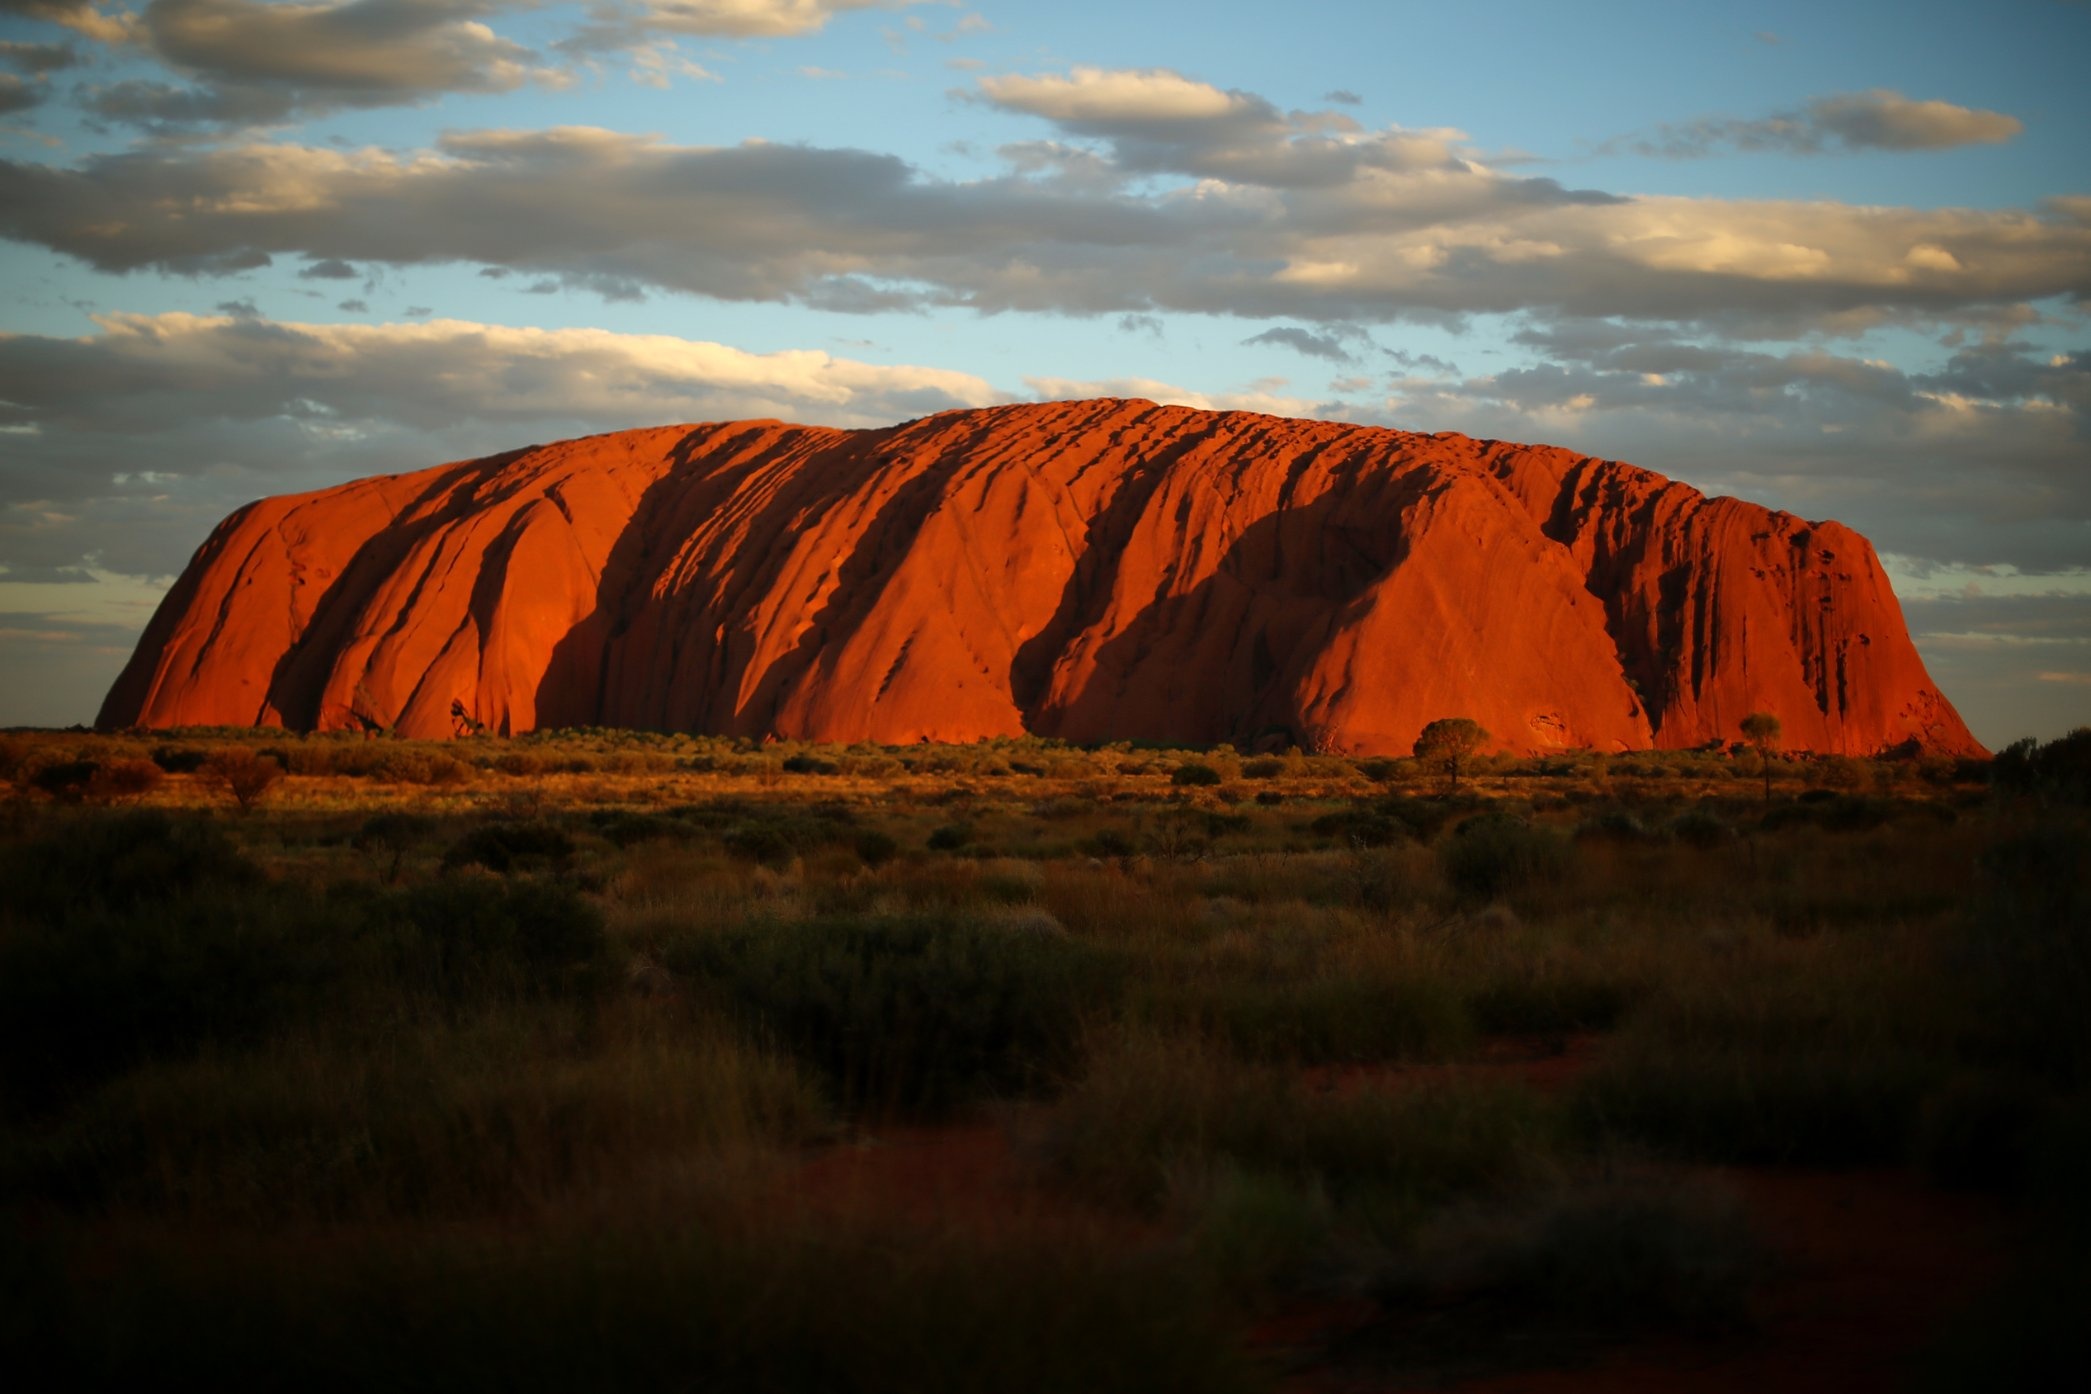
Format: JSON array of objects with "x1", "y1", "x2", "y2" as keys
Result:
[{"x1": 100, "y1": 399, "x2": 1982, "y2": 756}]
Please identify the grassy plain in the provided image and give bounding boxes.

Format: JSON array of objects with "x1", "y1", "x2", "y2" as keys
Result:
[{"x1": 2, "y1": 727, "x2": 2086, "y2": 1390}]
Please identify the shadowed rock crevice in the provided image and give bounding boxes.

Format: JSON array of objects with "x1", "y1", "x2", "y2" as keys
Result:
[{"x1": 98, "y1": 400, "x2": 1984, "y2": 757}]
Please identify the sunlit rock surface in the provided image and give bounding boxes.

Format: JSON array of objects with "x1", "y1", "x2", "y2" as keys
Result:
[{"x1": 100, "y1": 399, "x2": 1981, "y2": 755}]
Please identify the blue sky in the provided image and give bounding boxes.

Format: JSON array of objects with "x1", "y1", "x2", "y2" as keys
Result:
[{"x1": 1, "y1": 0, "x2": 2086, "y2": 744}]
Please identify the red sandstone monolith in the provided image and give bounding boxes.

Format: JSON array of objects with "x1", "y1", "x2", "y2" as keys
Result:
[{"x1": 98, "y1": 400, "x2": 1982, "y2": 756}]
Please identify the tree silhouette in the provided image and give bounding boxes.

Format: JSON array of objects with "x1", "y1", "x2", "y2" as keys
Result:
[
  {"x1": 203, "y1": 749, "x2": 283, "y2": 814},
  {"x1": 1414, "y1": 718, "x2": 1489, "y2": 794},
  {"x1": 1741, "y1": 711, "x2": 1782, "y2": 802}
]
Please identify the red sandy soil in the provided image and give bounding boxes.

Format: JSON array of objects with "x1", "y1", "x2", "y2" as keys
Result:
[
  {"x1": 101, "y1": 399, "x2": 1979, "y2": 757},
  {"x1": 1301, "y1": 1033, "x2": 1607, "y2": 1100},
  {"x1": 786, "y1": 1122, "x2": 1031, "y2": 1226},
  {"x1": 775, "y1": 1036, "x2": 2014, "y2": 1393},
  {"x1": 1274, "y1": 1168, "x2": 2014, "y2": 1394}
]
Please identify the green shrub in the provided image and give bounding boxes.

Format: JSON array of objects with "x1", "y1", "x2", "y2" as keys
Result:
[
  {"x1": 1377, "y1": 795, "x2": 1459, "y2": 840},
  {"x1": 86, "y1": 758, "x2": 165, "y2": 802},
  {"x1": 1467, "y1": 973, "x2": 1635, "y2": 1036},
  {"x1": 1668, "y1": 809, "x2": 1732, "y2": 848},
  {"x1": 1376, "y1": 1177, "x2": 1757, "y2": 1332},
  {"x1": 202, "y1": 749, "x2": 283, "y2": 812},
  {"x1": 1170, "y1": 762, "x2": 1223, "y2": 787},
  {"x1": 1143, "y1": 973, "x2": 1471, "y2": 1065},
  {"x1": 852, "y1": 829, "x2": 900, "y2": 867},
  {"x1": 1310, "y1": 808, "x2": 1406, "y2": 848},
  {"x1": 1039, "y1": 1033, "x2": 1555, "y2": 1211},
  {"x1": 1439, "y1": 814, "x2": 1571, "y2": 902},
  {"x1": 21, "y1": 1014, "x2": 827, "y2": 1222},
  {"x1": 589, "y1": 811, "x2": 692, "y2": 849},
  {"x1": 926, "y1": 823, "x2": 972, "y2": 852},
  {"x1": 665, "y1": 912, "x2": 1114, "y2": 1117},
  {"x1": 1570, "y1": 1035, "x2": 1935, "y2": 1165},
  {"x1": 0, "y1": 817, "x2": 335, "y2": 1108},
  {"x1": 716, "y1": 809, "x2": 855, "y2": 865},
  {"x1": 1081, "y1": 829, "x2": 1137, "y2": 859},
  {"x1": 1990, "y1": 728, "x2": 2091, "y2": 804},
  {"x1": 1962, "y1": 824, "x2": 2091, "y2": 1083},
  {"x1": 1574, "y1": 810, "x2": 1660, "y2": 843},
  {"x1": 30, "y1": 759, "x2": 99, "y2": 802},
  {"x1": 1169, "y1": 1162, "x2": 1333, "y2": 1287},
  {"x1": 373, "y1": 878, "x2": 608, "y2": 1002},
  {"x1": 442, "y1": 821, "x2": 576, "y2": 875},
  {"x1": 723, "y1": 821, "x2": 795, "y2": 865},
  {"x1": 1, "y1": 810, "x2": 259, "y2": 921},
  {"x1": 353, "y1": 811, "x2": 436, "y2": 883},
  {"x1": 0, "y1": 733, "x2": 36, "y2": 779}
]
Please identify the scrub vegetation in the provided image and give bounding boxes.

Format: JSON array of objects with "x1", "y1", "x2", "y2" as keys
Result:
[{"x1": 1, "y1": 725, "x2": 2085, "y2": 1389}]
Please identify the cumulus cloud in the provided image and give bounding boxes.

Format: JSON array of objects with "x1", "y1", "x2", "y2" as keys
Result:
[
  {"x1": 74, "y1": 0, "x2": 562, "y2": 130},
  {"x1": 1242, "y1": 325, "x2": 1360, "y2": 363},
  {"x1": 561, "y1": 0, "x2": 927, "y2": 54},
  {"x1": 978, "y1": 66, "x2": 1262, "y2": 125},
  {"x1": 0, "y1": 39, "x2": 80, "y2": 73},
  {"x1": 0, "y1": 34, "x2": 79, "y2": 112},
  {"x1": 1348, "y1": 326, "x2": 2090, "y2": 576},
  {"x1": 1620, "y1": 88, "x2": 2023, "y2": 158},
  {"x1": 0, "y1": 73, "x2": 39, "y2": 112},
  {"x1": 5, "y1": 120, "x2": 2084, "y2": 335},
  {"x1": 0, "y1": 310, "x2": 1005, "y2": 461},
  {"x1": 622, "y1": 37, "x2": 718, "y2": 86},
  {"x1": 0, "y1": 310, "x2": 1010, "y2": 605},
  {"x1": 1022, "y1": 373, "x2": 1322, "y2": 420},
  {"x1": 0, "y1": 0, "x2": 136, "y2": 44},
  {"x1": 623, "y1": 0, "x2": 920, "y2": 38},
  {"x1": 972, "y1": 64, "x2": 1462, "y2": 187}
]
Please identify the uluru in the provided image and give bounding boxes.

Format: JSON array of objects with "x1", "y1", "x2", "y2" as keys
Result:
[{"x1": 98, "y1": 398, "x2": 1980, "y2": 757}]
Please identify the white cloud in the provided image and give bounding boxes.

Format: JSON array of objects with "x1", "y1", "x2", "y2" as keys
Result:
[
  {"x1": 641, "y1": 0, "x2": 923, "y2": 37},
  {"x1": 1022, "y1": 374, "x2": 1323, "y2": 419},
  {"x1": 5, "y1": 123, "x2": 2084, "y2": 334},
  {"x1": 0, "y1": 0, "x2": 136, "y2": 44},
  {"x1": 1346, "y1": 329, "x2": 2090, "y2": 573},
  {"x1": 978, "y1": 66, "x2": 1257, "y2": 124},
  {"x1": 1618, "y1": 88, "x2": 2023, "y2": 158},
  {"x1": 1810, "y1": 90, "x2": 2022, "y2": 151},
  {"x1": 74, "y1": 0, "x2": 564, "y2": 130},
  {"x1": 0, "y1": 311, "x2": 1009, "y2": 441},
  {"x1": 566, "y1": 0, "x2": 927, "y2": 47},
  {"x1": 628, "y1": 38, "x2": 719, "y2": 88},
  {"x1": 971, "y1": 64, "x2": 1460, "y2": 188}
]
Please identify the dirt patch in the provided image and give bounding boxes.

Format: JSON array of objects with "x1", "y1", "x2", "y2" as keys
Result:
[
  {"x1": 1283, "y1": 1168, "x2": 2016, "y2": 1393},
  {"x1": 786, "y1": 1122, "x2": 1020, "y2": 1224},
  {"x1": 1302, "y1": 1033, "x2": 1604, "y2": 1099}
]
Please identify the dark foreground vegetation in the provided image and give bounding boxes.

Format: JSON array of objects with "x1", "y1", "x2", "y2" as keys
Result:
[{"x1": 2, "y1": 726, "x2": 2088, "y2": 1390}]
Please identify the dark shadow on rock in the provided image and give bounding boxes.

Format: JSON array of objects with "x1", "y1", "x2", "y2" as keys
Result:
[
  {"x1": 262, "y1": 448, "x2": 535, "y2": 731},
  {"x1": 1019, "y1": 444, "x2": 1438, "y2": 745}
]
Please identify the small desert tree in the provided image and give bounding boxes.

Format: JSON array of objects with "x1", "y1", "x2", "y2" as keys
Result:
[
  {"x1": 1741, "y1": 711, "x2": 1782, "y2": 802},
  {"x1": 203, "y1": 748, "x2": 284, "y2": 814},
  {"x1": 1414, "y1": 717, "x2": 1489, "y2": 794}
]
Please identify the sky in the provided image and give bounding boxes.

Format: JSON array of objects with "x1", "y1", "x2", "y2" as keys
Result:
[{"x1": 0, "y1": 0, "x2": 2086, "y2": 746}]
